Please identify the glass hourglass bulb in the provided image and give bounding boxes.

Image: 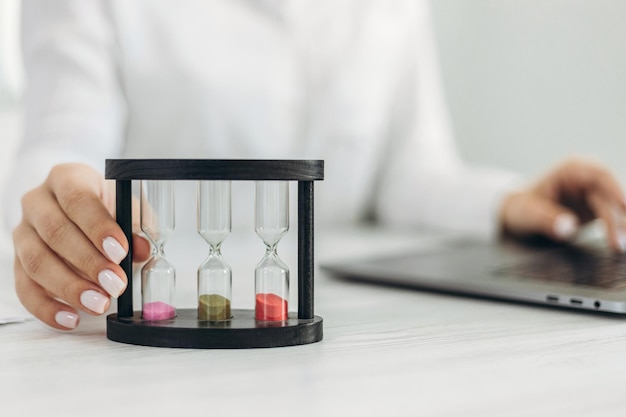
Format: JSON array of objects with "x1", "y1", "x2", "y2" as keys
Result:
[
  {"x1": 197, "y1": 181, "x2": 232, "y2": 321},
  {"x1": 140, "y1": 180, "x2": 176, "y2": 320},
  {"x1": 254, "y1": 181, "x2": 289, "y2": 321}
]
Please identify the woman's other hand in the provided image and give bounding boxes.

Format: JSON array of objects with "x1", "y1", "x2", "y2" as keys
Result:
[{"x1": 500, "y1": 157, "x2": 626, "y2": 252}]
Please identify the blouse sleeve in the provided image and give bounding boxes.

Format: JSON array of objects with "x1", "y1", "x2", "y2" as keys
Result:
[
  {"x1": 3, "y1": 0, "x2": 126, "y2": 231},
  {"x1": 375, "y1": 2, "x2": 520, "y2": 238}
]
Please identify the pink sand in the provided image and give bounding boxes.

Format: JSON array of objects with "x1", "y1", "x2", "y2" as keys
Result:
[{"x1": 142, "y1": 301, "x2": 176, "y2": 320}]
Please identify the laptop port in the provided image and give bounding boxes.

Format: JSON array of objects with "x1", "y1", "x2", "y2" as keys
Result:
[
  {"x1": 570, "y1": 298, "x2": 583, "y2": 305},
  {"x1": 546, "y1": 295, "x2": 559, "y2": 303}
]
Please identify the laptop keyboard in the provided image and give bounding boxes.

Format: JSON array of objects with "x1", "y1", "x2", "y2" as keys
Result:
[{"x1": 497, "y1": 248, "x2": 626, "y2": 289}]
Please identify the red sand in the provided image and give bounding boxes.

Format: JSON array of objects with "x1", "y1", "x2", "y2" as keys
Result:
[{"x1": 255, "y1": 293, "x2": 288, "y2": 321}]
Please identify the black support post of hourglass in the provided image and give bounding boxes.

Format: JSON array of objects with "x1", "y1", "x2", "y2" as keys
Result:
[
  {"x1": 115, "y1": 180, "x2": 133, "y2": 318},
  {"x1": 298, "y1": 181, "x2": 314, "y2": 320},
  {"x1": 105, "y1": 159, "x2": 324, "y2": 348}
]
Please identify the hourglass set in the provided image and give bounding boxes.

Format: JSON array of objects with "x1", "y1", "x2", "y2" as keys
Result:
[
  {"x1": 105, "y1": 159, "x2": 324, "y2": 349},
  {"x1": 141, "y1": 180, "x2": 291, "y2": 322}
]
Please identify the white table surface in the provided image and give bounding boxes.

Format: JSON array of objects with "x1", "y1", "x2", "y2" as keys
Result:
[{"x1": 2, "y1": 227, "x2": 626, "y2": 417}]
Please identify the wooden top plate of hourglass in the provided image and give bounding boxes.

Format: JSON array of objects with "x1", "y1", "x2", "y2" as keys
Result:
[{"x1": 105, "y1": 159, "x2": 324, "y2": 349}]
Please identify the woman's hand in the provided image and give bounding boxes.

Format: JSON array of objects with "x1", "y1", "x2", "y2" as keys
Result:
[
  {"x1": 12, "y1": 163, "x2": 151, "y2": 330},
  {"x1": 500, "y1": 157, "x2": 626, "y2": 251}
]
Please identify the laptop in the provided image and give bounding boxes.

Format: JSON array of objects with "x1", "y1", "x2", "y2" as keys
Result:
[{"x1": 321, "y1": 237, "x2": 626, "y2": 314}]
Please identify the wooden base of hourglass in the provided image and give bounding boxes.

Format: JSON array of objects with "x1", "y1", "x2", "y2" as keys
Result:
[
  {"x1": 105, "y1": 159, "x2": 323, "y2": 349},
  {"x1": 107, "y1": 309, "x2": 323, "y2": 349}
]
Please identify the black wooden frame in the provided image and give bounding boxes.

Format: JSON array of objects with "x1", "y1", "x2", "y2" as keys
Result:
[{"x1": 105, "y1": 159, "x2": 324, "y2": 348}]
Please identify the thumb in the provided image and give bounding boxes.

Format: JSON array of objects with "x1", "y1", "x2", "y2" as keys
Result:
[
  {"x1": 502, "y1": 192, "x2": 580, "y2": 242},
  {"x1": 132, "y1": 234, "x2": 152, "y2": 263},
  {"x1": 131, "y1": 195, "x2": 151, "y2": 263}
]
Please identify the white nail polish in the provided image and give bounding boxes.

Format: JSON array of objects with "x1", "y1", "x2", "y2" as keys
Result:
[
  {"x1": 553, "y1": 213, "x2": 578, "y2": 240},
  {"x1": 80, "y1": 290, "x2": 109, "y2": 314},
  {"x1": 55, "y1": 311, "x2": 79, "y2": 329},
  {"x1": 98, "y1": 269, "x2": 126, "y2": 298},
  {"x1": 102, "y1": 237, "x2": 127, "y2": 264}
]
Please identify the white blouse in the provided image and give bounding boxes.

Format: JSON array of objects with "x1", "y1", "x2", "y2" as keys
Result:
[{"x1": 4, "y1": 0, "x2": 518, "y2": 236}]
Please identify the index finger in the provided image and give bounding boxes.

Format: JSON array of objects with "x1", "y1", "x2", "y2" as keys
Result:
[
  {"x1": 589, "y1": 167, "x2": 626, "y2": 211},
  {"x1": 47, "y1": 164, "x2": 129, "y2": 264},
  {"x1": 562, "y1": 160, "x2": 626, "y2": 210}
]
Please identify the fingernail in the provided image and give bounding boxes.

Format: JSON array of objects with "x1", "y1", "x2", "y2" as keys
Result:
[
  {"x1": 98, "y1": 269, "x2": 126, "y2": 298},
  {"x1": 55, "y1": 311, "x2": 79, "y2": 329},
  {"x1": 553, "y1": 213, "x2": 579, "y2": 240},
  {"x1": 80, "y1": 290, "x2": 109, "y2": 314},
  {"x1": 102, "y1": 237, "x2": 127, "y2": 264}
]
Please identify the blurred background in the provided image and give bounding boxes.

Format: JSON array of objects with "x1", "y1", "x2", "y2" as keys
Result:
[
  {"x1": 0, "y1": 0, "x2": 22, "y2": 253},
  {"x1": 431, "y1": 0, "x2": 626, "y2": 181},
  {"x1": 1, "y1": 0, "x2": 625, "y2": 240}
]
